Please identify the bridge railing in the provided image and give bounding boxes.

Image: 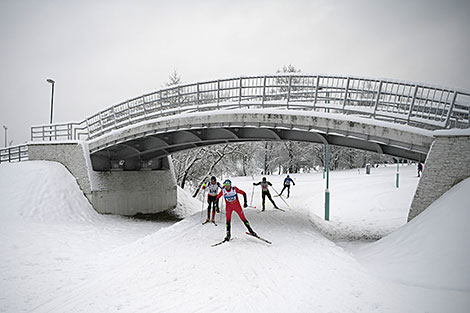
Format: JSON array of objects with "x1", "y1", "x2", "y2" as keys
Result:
[
  {"x1": 30, "y1": 122, "x2": 88, "y2": 141},
  {"x1": 30, "y1": 74, "x2": 470, "y2": 142},
  {"x1": 0, "y1": 144, "x2": 29, "y2": 164}
]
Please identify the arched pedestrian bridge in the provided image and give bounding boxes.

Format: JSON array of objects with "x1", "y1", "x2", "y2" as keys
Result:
[
  {"x1": 2, "y1": 74, "x2": 469, "y2": 220},
  {"x1": 28, "y1": 74, "x2": 469, "y2": 170}
]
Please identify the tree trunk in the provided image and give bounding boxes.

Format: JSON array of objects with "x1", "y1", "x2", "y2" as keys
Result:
[
  {"x1": 180, "y1": 150, "x2": 204, "y2": 188},
  {"x1": 192, "y1": 145, "x2": 229, "y2": 197}
]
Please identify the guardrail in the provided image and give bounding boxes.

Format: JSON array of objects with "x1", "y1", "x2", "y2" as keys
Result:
[
  {"x1": 0, "y1": 144, "x2": 29, "y2": 164},
  {"x1": 30, "y1": 74, "x2": 470, "y2": 142}
]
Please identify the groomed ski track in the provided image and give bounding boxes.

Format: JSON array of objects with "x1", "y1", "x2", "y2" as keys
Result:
[
  {"x1": 31, "y1": 209, "x2": 405, "y2": 313},
  {"x1": 6, "y1": 161, "x2": 466, "y2": 312}
]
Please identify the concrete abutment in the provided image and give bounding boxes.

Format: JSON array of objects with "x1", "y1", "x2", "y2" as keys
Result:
[
  {"x1": 28, "y1": 142, "x2": 177, "y2": 215},
  {"x1": 408, "y1": 133, "x2": 470, "y2": 221}
]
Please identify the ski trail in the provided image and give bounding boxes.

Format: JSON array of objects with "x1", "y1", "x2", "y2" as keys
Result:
[{"x1": 32, "y1": 209, "x2": 407, "y2": 313}]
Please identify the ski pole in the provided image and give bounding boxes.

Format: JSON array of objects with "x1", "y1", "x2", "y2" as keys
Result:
[
  {"x1": 271, "y1": 186, "x2": 290, "y2": 208},
  {"x1": 200, "y1": 188, "x2": 206, "y2": 222},
  {"x1": 250, "y1": 183, "x2": 255, "y2": 206}
]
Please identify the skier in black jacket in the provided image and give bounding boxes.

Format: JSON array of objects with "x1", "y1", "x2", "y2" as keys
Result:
[
  {"x1": 278, "y1": 174, "x2": 295, "y2": 198},
  {"x1": 253, "y1": 177, "x2": 279, "y2": 211}
]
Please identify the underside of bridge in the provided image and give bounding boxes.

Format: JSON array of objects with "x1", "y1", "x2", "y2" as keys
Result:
[{"x1": 90, "y1": 127, "x2": 429, "y2": 171}]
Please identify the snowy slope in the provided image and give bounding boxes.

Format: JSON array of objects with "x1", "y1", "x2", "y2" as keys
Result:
[
  {"x1": 1, "y1": 161, "x2": 468, "y2": 313},
  {"x1": 355, "y1": 178, "x2": 470, "y2": 312},
  {"x1": 0, "y1": 161, "x2": 103, "y2": 223},
  {"x1": 0, "y1": 162, "x2": 171, "y2": 312}
]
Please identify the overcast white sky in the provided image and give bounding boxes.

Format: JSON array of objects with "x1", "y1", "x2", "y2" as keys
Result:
[{"x1": 1, "y1": 0, "x2": 469, "y2": 145}]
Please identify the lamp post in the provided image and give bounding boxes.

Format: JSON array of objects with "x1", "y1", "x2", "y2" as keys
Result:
[
  {"x1": 2, "y1": 125, "x2": 7, "y2": 147},
  {"x1": 46, "y1": 78, "x2": 55, "y2": 124}
]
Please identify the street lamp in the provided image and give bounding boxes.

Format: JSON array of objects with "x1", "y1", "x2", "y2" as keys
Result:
[
  {"x1": 2, "y1": 125, "x2": 7, "y2": 147},
  {"x1": 46, "y1": 78, "x2": 55, "y2": 124}
]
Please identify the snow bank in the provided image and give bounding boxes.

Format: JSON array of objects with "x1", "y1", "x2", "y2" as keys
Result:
[
  {"x1": 0, "y1": 161, "x2": 104, "y2": 223},
  {"x1": 356, "y1": 178, "x2": 470, "y2": 291},
  {"x1": 172, "y1": 186, "x2": 203, "y2": 218}
]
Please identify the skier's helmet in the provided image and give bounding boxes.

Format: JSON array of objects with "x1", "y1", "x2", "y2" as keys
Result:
[
  {"x1": 287, "y1": 174, "x2": 290, "y2": 178},
  {"x1": 223, "y1": 179, "x2": 232, "y2": 186},
  {"x1": 262, "y1": 177, "x2": 266, "y2": 181},
  {"x1": 210, "y1": 176, "x2": 216, "y2": 182}
]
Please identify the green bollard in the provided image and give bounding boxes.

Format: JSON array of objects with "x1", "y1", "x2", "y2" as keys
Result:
[
  {"x1": 325, "y1": 189, "x2": 330, "y2": 221},
  {"x1": 396, "y1": 159, "x2": 400, "y2": 188},
  {"x1": 325, "y1": 143, "x2": 330, "y2": 221}
]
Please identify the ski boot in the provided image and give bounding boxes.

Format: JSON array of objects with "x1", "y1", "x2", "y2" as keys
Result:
[{"x1": 244, "y1": 221, "x2": 257, "y2": 237}]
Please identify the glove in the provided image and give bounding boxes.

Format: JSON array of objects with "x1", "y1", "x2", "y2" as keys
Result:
[
  {"x1": 216, "y1": 208, "x2": 220, "y2": 213},
  {"x1": 253, "y1": 183, "x2": 255, "y2": 185},
  {"x1": 244, "y1": 203, "x2": 248, "y2": 208}
]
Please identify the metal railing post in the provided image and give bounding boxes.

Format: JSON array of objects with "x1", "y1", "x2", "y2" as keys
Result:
[
  {"x1": 217, "y1": 80, "x2": 220, "y2": 109},
  {"x1": 239, "y1": 77, "x2": 243, "y2": 107},
  {"x1": 314, "y1": 76, "x2": 320, "y2": 108},
  {"x1": 342, "y1": 77, "x2": 350, "y2": 112},
  {"x1": 126, "y1": 101, "x2": 132, "y2": 125},
  {"x1": 142, "y1": 96, "x2": 148, "y2": 119},
  {"x1": 262, "y1": 76, "x2": 267, "y2": 108},
  {"x1": 407, "y1": 85, "x2": 419, "y2": 124},
  {"x1": 86, "y1": 119, "x2": 91, "y2": 140},
  {"x1": 159, "y1": 91, "x2": 163, "y2": 116},
  {"x1": 445, "y1": 91, "x2": 458, "y2": 128},
  {"x1": 373, "y1": 81, "x2": 383, "y2": 118},
  {"x1": 178, "y1": 86, "x2": 182, "y2": 114},
  {"x1": 112, "y1": 106, "x2": 117, "y2": 128},
  {"x1": 197, "y1": 83, "x2": 200, "y2": 111},
  {"x1": 287, "y1": 75, "x2": 292, "y2": 108}
]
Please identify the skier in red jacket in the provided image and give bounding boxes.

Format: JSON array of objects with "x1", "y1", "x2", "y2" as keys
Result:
[{"x1": 216, "y1": 179, "x2": 257, "y2": 241}]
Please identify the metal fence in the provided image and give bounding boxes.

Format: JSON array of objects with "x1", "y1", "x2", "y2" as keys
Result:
[
  {"x1": 30, "y1": 74, "x2": 470, "y2": 142},
  {"x1": 0, "y1": 144, "x2": 28, "y2": 164}
]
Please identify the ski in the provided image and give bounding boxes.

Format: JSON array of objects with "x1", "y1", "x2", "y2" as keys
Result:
[
  {"x1": 257, "y1": 207, "x2": 285, "y2": 213},
  {"x1": 211, "y1": 238, "x2": 230, "y2": 247},
  {"x1": 202, "y1": 220, "x2": 218, "y2": 226},
  {"x1": 245, "y1": 232, "x2": 272, "y2": 244}
]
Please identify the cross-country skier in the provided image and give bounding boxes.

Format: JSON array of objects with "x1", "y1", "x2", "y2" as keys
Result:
[
  {"x1": 253, "y1": 177, "x2": 279, "y2": 211},
  {"x1": 278, "y1": 174, "x2": 295, "y2": 198},
  {"x1": 417, "y1": 162, "x2": 423, "y2": 177},
  {"x1": 216, "y1": 179, "x2": 257, "y2": 241},
  {"x1": 202, "y1": 176, "x2": 222, "y2": 224}
]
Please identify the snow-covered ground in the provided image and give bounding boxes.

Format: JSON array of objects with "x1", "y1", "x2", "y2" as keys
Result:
[{"x1": 0, "y1": 161, "x2": 468, "y2": 312}]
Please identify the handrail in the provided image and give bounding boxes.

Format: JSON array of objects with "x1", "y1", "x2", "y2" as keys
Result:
[
  {"x1": 30, "y1": 74, "x2": 470, "y2": 142},
  {"x1": 0, "y1": 144, "x2": 29, "y2": 164}
]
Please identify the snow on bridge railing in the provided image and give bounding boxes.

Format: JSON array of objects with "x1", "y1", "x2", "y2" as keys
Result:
[
  {"x1": 30, "y1": 74, "x2": 470, "y2": 142},
  {"x1": 0, "y1": 144, "x2": 28, "y2": 164}
]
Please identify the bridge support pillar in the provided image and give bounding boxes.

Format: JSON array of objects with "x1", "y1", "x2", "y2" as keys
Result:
[
  {"x1": 408, "y1": 132, "x2": 470, "y2": 221},
  {"x1": 28, "y1": 142, "x2": 177, "y2": 216}
]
